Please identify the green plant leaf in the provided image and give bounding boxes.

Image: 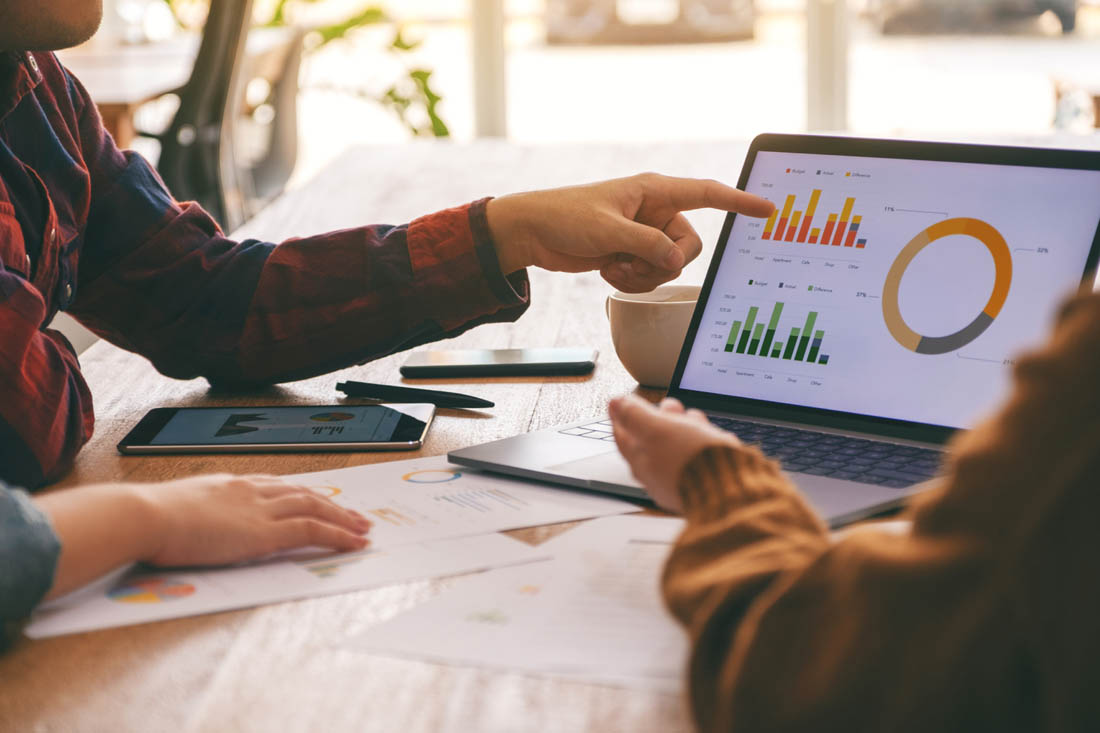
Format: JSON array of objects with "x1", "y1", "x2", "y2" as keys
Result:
[
  {"x1": 390, "y1": 27, "x2": 421, "y2": 51},
  {"x1": 161, "y1": 1, "x2": 448, "y2": 138},
  {"x1": 409, "y1": 69, "x2": 450, "y2": 138},
  {"x1": 311, "y1": 6, "x2": 388, "y2": 46}
]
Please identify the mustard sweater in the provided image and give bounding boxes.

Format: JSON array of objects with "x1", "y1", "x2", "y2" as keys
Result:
[{"x1": 664, "y1": 292, "x2": 1100, "y2": 732}]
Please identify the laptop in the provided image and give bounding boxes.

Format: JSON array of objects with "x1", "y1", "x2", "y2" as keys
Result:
[{"x1": 450, "y1": 134, "x2": 1100, "y2": 527}]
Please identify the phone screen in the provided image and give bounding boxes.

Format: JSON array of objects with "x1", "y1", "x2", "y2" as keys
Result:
[{"x1": 145, "y1": 406, "x2": 428, "y2": 446}]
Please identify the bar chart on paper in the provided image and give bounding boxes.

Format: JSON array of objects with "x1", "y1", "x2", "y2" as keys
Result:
[
  {"x1": 762, "y1": 189, "x2": 869, "y2": 249},
  {"x1": 723, "y1": 301, "x2": 831, "y2": 365}
]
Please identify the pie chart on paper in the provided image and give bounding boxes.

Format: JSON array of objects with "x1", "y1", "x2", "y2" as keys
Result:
[{"x1": 107, "y1": 578, "x2": 196, "y2": 604}]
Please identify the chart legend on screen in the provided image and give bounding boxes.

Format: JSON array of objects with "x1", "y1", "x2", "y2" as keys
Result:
[
  {"x1": 724, "y1": 301, "x2": 831, "y2": 365},
  {"x1": 762, "y1": 189, "x2": 868, "y2": 248}
]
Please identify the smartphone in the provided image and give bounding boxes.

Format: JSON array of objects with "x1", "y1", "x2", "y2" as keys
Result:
[
  {"x1": 400, "y1": 347, "x2": 598, "y2": 378},
  {"x1": 117, "y1": 404, "x2": 436, "y2": 454}
]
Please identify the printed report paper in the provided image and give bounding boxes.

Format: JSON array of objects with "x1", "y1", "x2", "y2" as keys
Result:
[
  {"x1": 286, "y1": 455, "x2": 641, "y2": 550},
  {"x1": 26, "y1": 534, "x2": 546, "y2": 638},
  {"x1": 352, "y1": 515, "x2": 689, "y2": 692},
  {"x1": 27, "y1": 456, "x2": 640, "y2": 638}
]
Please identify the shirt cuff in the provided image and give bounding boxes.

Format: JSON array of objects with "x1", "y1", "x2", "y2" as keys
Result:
[
  {"x1": 0, "y1": 486, "x2": 61, "y2": 623},
  {"x1": 406, "y1": 197, "x2": 530, "y2": 330},
  {"x1": 469, "y1": 197, "x2": 530, "y2": 304}
]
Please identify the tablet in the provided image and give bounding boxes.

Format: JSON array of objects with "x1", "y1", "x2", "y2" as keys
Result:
[{"x1": 118, "y1": 404, "x2": 436, "y2": 454}]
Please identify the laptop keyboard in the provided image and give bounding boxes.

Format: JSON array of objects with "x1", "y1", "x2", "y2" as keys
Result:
[
  {"x1": 559, "y1": 420, "x2": 619, "y2": 442},
  {"x1": 559, "y1": 417, "x2": 941, "y2": 489}
]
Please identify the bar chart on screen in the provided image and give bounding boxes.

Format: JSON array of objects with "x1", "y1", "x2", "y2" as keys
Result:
[
  {"x1": 761, "y1": 188, "x2": 869, "y2": 249},
  {"x1": 682, "y1": 147, "x2": 1100, "y2": 431},
  {"x1": 722, "y1": 300, "x2": 832, "y2": 365}
]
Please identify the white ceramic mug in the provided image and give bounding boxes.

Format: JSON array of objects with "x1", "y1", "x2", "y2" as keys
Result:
[{"x1": 605, "y1": 284, "x2": 701, "y2": 389}]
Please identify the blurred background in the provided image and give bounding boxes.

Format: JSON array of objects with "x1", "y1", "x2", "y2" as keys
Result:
[
  {"x1": 84, "y1": 0, "x2": 1100, "y2": 185},
  {"x1": 51, "y1": 0, "x2": 1100, "y2": 352}
]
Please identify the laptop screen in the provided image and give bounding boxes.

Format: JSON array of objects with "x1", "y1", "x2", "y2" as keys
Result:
[{"x1": 677, "y1": 147, "x2": 1100, "y2": 431}]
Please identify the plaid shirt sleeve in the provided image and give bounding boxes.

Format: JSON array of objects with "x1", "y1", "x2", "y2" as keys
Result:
[
  {"x1": 69, "y1": 69, "x2": 530, "y2": 383},
  {"x1": 0, "y1": 53, "x2": 529, "y2": 488}
]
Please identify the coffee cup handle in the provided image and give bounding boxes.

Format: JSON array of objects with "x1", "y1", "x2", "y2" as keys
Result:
[{"x1": 605, "y1": 295, "x2": 611, "y2": 320}]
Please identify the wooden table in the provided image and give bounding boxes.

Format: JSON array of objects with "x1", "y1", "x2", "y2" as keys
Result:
[{"x1": 0, "y1": 140, "x2": 755, "y2": 732}]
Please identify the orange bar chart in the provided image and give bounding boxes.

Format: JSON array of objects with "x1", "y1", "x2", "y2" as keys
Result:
[
  {"x1": 771, "y1": 194, "x2": 796, "y2": 241},
  {"x1": 844, "y1": 216, "x2": 862, "y2": 247},
  {"x1": 784, "y1": 211, "x2": 802, "y2": 242},
  {"x1": 831, "y1": 197, "x2": 856, "y2": 246},
  {"x1": 761, "y1": 190, "x2": 868, "y2": 249},
  {"x1": 822, "y1": 214, "x2": 837, "y2": 244},
  {"x1": 763, "y1": 208, "x2": 779, "y2": 239},
  {"x1": 796, "y1": 189, "x2": 821, "y2": 242}
]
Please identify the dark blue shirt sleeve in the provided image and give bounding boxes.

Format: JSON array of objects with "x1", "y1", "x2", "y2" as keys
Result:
[{"x1": 0, "y1": 481, "x2": 61, "y2": 623}]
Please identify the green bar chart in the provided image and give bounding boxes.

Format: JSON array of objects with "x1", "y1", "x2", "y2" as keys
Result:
[
  {"x1": 724, "y1": 302, "x2": 830, "y2": 365},
  {"x1": 736, "y1": 306, "x2": 759, "y2": 354}
]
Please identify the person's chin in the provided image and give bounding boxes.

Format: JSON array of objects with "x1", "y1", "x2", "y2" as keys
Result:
[
  {"x1": 47, "y1": 15, "x2": 103, "y2": 50},
  {"x1": 20, "y1": 4, "x2": 103, "y2": 51}
]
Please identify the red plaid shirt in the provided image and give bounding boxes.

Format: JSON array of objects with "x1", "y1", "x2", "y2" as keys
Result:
[{"x1": 0, "y1": 51, "x2": 530, "y2": 489}]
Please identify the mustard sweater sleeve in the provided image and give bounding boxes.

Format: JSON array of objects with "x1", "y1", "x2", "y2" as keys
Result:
[{"x1": 662, "y1": 292, "x2": 1100, "y2": 733}]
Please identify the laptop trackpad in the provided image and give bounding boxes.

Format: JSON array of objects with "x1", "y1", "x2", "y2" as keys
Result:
[{"x1": 549, "y1": 450, "x2": 642, "y2": 488}]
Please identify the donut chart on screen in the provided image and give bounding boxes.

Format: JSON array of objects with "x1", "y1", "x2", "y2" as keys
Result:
[{"x1": 882, "y1": 217, "x2": 1012, "y2": 355}]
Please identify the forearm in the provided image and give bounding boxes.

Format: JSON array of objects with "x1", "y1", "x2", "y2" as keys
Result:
[
  {"x1": 663, "y1": 444, "x2": 997, "y2": 733},
  {"x1": 663, "y1": 444, "x2": 830, "y2": 626},
  {"x1": 662, "y1": 445, "x2": 835, "y2": 730},
  {"x1": 73, "y1": 70, "x2": 528, "y2": 385},
  {"x1": 220, "y1": 199, "x2": 530, "y2": 383},
  {"x1": 35, "y1": 484, "x2": 157, "y2": 601},
  {"x1": 74, "y1": 191, "x2": 529, "y2": 385},
  {"x1": 663, "y1": 293, "x2": 1100, "y2": 732}
]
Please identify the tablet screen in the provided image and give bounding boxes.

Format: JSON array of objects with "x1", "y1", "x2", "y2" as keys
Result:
[
  {"x1": 148, "y1": 406, "x2": 424, "y2": 445},
  {"x1": 678, "y1": 149, "x2": 1100, "y2": 430}
]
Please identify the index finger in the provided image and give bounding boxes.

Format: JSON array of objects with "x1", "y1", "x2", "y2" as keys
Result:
[{"x1": 649, "y1": 175, "x2": 775, "y2": 218}]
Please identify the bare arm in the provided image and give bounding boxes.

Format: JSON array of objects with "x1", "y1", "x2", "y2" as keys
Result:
[{"x1": 36, "y1": 474, "x2": 371, "y2": 602}]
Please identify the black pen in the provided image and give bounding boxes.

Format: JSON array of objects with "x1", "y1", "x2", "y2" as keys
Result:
[{"x1": 336, "y1": 380, "x2": 494, "y2": 409}]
